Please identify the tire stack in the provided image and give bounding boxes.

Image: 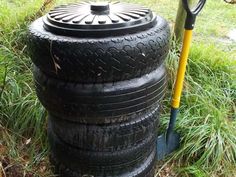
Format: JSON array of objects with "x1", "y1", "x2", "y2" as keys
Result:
[{"x1": 28, "y1": 2, "x2": 170, "y2": 177}]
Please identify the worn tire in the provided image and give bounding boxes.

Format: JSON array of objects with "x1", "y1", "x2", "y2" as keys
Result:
[
  {"x1": 48, "y1": 105, "x2": 159, "y2": 151},
  {"x1": 50, "y1": 148, "x2": 156, "y2": 177},
  {"x1": 34, "y1": 64, "x2": 167, "y2": 123},
  {"x1": 28, "y1": 16, "x2": 170, "y2": 83},
  {"x1": 48, "y1": 124, "x2": 156, "y2": 176}
]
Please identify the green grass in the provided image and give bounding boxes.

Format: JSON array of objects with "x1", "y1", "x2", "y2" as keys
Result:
[
  {"x1": 0, "y1": 0, "x2": 51, "y2": 176},
  {"x1": 159, "y1": 42, "x2": 236, "y2": 177},
  {"x1": 0, "y1": 0, "x2": 236, "y2": 176}
]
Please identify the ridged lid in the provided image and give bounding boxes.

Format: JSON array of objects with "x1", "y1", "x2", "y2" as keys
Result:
[{"x1": 43, "y1": 1, "x2": 157, "y2": 37}]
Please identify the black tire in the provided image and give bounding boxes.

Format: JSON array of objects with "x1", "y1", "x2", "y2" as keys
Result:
[
  {"x1": 48, "y1": 105, "x2": 159, "y2": 151},
  {"x1": 48, "y1": 123, "x2": 155, "y2": 166},
  {"x1": 50, "y1": 143, "x2": 156, "y2": 177},
  {"x1": 28, "y1": 16, "x2": 170, "y2": 83},
  {"x1": 34, "y1": 64, "x2": 167, "y2": 123}
]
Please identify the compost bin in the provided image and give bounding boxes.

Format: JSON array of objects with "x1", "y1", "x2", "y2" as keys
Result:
[{"x1": 28, "y1": 1, "x2": 170, "y2": 177}]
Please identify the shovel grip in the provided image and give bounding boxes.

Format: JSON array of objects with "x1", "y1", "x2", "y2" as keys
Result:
[{"x1": 182, "y1": 0, "x2": 206, "y2": 29}]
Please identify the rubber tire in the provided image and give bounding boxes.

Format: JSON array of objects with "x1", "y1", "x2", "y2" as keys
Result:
[
  {"x1": 50, "y1": 147, "x2": 156, "y2": 177},
  {"x1": 48, "y1": 122, "x2": 155, "y2": 165},
  {"x1": 48, "y1": 105, "x2": 159, "y2": 151},
  {"x1": 48, "y1": 123, "x2": 157, "y2": 174},
  {"x1": 34, "y1": 64, "x2": 167, "y2": 124},
  {"x1": 28, "y1": 16, "x2": 170, "y2": 83}
]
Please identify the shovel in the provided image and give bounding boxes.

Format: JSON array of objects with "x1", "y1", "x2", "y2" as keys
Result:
[{"x1": 157, "y1": 0, "x2": 206, "y2": 160}]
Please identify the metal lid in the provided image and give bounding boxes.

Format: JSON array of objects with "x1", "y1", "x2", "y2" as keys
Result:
[{"x1": 43, "y1": 1, "x2": 157, "y2": 37}]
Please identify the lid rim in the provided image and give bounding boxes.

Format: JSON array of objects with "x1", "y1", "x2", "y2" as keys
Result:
[
  {"x1": 45, "y1": 12, "x2": 154, "y2": 30},
  {"x1": 43, "y1": 1, "x2": 157, "y2": 37},
  {"x1": 43, "y1": 15, "x2": 157, "y2": 38}
]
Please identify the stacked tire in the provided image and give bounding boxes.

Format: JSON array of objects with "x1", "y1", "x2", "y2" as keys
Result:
[{"x1": 28, "y1": 2, "x2": 170, "y2": 177}]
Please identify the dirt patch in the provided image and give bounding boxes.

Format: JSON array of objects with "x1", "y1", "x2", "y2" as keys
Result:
[
  {"x1": 1, "y1": 157, "x2": 32, "y2": 177},
  {"x1": 155, "y1": 161, "x2": 177, "y2": 177},
  {"x1": 0, "y1": 156, "x2": 51, "y2": 177}
]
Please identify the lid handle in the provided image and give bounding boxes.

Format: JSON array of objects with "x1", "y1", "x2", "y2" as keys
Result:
[{"x1": 90, "y1": 2, "x2": 110, "y2": 13}]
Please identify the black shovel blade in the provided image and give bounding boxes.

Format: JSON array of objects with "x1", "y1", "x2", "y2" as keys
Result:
[{"x1": 156, "y1": 132, "x2": 180, "y2": 160}]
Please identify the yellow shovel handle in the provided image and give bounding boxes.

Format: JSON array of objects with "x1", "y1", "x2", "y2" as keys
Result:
[{"x1": 171, "y1": 30, "x2": 193, "y2": 109}]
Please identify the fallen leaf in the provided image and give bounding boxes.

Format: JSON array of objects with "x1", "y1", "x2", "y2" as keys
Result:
[{"x1": 25, "y1": 138, "x2": 31, "y2": 145}]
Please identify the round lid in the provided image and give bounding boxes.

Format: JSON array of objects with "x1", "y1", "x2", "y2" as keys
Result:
[{"x1": 43, "y1": 1, "x2": 157, "y2": 37}]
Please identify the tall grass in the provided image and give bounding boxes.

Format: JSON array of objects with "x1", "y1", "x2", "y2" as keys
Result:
[
  {"x1": 0, "y1": 0, "x2": 53, "y2": 176},
  {"x1": 159, "y1": 43, "x2": 236, "y2": 177}
]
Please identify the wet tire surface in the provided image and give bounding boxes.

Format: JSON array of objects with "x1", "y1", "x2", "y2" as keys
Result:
[{"x1": 29, "y1": 2, "x2": 170, "y2": 176}]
